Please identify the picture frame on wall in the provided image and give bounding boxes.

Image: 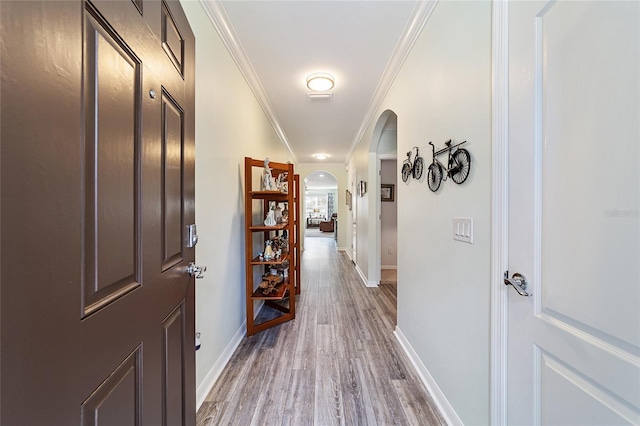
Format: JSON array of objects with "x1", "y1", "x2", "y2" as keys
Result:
[{"x1": 381, "y1": 184, "x2": 394, "y2": 202}]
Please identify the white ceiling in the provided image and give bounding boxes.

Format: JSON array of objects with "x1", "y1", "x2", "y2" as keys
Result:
[{"x1": 203, "y1": 0, "x2": 426, "y2": 164}]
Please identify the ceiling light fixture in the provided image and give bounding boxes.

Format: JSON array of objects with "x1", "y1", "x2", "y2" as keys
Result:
[
  {"x1": 306, "y1": 73, "x2": 335, "y2": 92},
  {"x1": 313, "y1": 153, "x2": 328, "y2": 160}
]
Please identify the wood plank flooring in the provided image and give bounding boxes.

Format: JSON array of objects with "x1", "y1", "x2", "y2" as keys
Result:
[{"x1": 197, "y1": 237, "x2": 445, "y2": 425}]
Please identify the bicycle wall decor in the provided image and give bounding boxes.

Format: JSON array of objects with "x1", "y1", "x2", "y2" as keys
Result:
[
  {"x1": 401, "y1": 146, "x2": 424, "y2": 183},
  {"x1": 426, "y1": 139, "x2": 471, "y2": 192}
]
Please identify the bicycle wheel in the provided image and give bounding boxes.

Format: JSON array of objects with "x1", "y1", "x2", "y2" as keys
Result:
[
  {"x1": 450, "y1": 148, "x2": 471, "y2": 184},
  {"x1": 401, "y1": 162, "x2": 412, "y2": 183},
  {"x1": 427, "y1": 162, "x2": 442, "y2": 192},
  {"x1": 412, "y1": 156, "x2": 424, "y2": 180}
]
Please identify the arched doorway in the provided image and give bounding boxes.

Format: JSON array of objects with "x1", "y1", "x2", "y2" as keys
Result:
[
  {"x1": 368, "y1": 110, "x2": 398, "y2": 286},
  {"x1": 303, "y1": 171, "x2": 338, "y2": 241}
]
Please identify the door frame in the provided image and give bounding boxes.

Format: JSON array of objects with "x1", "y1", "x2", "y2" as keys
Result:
[{"x1": 490, "y1": 1, "x2": 509, "y2": 425}]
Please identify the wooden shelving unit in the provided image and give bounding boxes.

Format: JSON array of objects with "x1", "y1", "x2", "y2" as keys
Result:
[{"x1": 244, "y1": 157, "x2": 300, "y2": 336}]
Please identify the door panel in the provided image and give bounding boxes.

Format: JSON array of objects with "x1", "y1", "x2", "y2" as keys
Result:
[
  {"x1": 1, "y1": 0, "x2": 195, "y2": 424},
  {"x1": 162, "y1": 91, "x2": 185, "y2": 270},
  {"x1": 162, "y1": 303, "x2": 186, "y2": 426},
  {"x1": 81, "y1": 346, "x2": 142, "y2": 426},
  {"x1": 539, "y1": 0, "x2": 639, "y2": 348},
  {"x1": 162, "y1": 2, "x2": 185, "y2": 76},
  {"x1": 507, "y1": 1, "x2": 639, "y2": 424},
  {"x1": 84, "y1": 6, "x2": 142, "y2": 314}
]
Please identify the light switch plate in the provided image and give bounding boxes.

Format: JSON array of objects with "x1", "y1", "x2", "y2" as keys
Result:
[{"x1": 453, "y1": 217, "x2": 473, "y2": 244}]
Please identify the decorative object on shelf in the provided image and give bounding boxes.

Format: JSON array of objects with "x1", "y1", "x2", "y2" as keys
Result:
[
  {"x1": 381, "y1": 184, "x2": 395, "y2": 202},
  {"x1": 401, "y1": 146, "x2": 425, "y2": 183},
  {"x1": 427, "y1": 139, "x2": 471, "y2": 192},
  {"x1": 274, "y1": 204, "x2": 283, "y2": 223},
  {"x1": 276, "y1": 172, "x2": 289, "y2": 193},
  {"x1": 262, "y1": 158, "x2": 276, "y2": 191},
  {"x1": 359, "y1": 180, "x2": 367, "y2": 197},
  {"x1": 264, "y1": 205, "x2": 276, "y2": 226},
  {"x1": 259, "y1": 274, "x2": 283, "y2": 295},
  {"x1": 264, "y1": 240, "x2": 274, "y2": 260},
  {"x1": 282, "y1": 205, "x2": 289, "y2": 222}
]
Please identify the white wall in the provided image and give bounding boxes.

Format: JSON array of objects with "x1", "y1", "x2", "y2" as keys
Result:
[
  {"x1": 380, "y1": 160, "x2": 397, "y2": 268},
  {"x1": 180, "y1": 0, "x2": 294, "y2": 406},
  {"x1": 348, "y1": 1, "x2": 491, "y2": 423},
  {"x1": 378, "y1": 129, "x2": 398, "y2": 156}
]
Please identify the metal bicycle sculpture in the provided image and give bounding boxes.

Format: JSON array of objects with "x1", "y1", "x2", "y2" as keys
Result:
[
  {"x1": 426, "y1": 139, "x2": 471, "y2": 192},
  {"x1": 401, "y1": 146, "x2": 424, "y2": 183}
]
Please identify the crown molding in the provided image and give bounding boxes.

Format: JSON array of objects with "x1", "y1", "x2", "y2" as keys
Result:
[
  {"x1": 345, "y1": 0, "x2": 438, "y2": 165},
  {"x1": 199, "y1": 0, "x2": 297, "y2": 163}
]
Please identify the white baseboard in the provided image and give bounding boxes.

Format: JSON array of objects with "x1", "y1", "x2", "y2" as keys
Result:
[
  {"x1": 196, "y1": 301, "x2": 265, "y2": 410},
  {"x1": 394, "y1": 326, "x2": 462, "y2": 426},
  {"x1": 353, "y1": 263, "x2": 374, "y2": 288},
  {"x1": 196, "y1": 322, "x2": 246, "y2": 410},
  {"x1": 381, "y1": 265, "x2": 397, "y2": 270},
  {"x1": 344, "y1": 249, "x2": 353, "y2": 261}
]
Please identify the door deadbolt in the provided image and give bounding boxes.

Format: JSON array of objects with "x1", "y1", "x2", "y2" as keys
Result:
[{"x1": 187, "y1": 224, "x2": 198, "y2": 248}]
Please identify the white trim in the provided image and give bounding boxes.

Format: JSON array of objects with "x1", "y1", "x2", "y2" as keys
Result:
[
  {"x1": 354, "y1": 263, "x2": 376, "y2": 288},
  {"x1": 196, "y1": 322, "x2": 246, "y2": 410},
  {"x1": 378, "y1": 153, "x2": 397, "y2": 161},
  {"x1": 346, "y1": 0, "x2": 438, "y2": 164},
  {"x1": 394, "y1": 326, "x2": 462, "y2": 426},
  {"x1": 198, "y1": 0, "x2": 297, "y2": 162},
  {"x1": 490, "y1": 1, "x2": 509, "y2": 425},
  {"x1": 344, "y1": 247, "x2": 353, "y2": 261},
  {"x1": 368, "y1": 152, "x2": 381, "y2": 286}
]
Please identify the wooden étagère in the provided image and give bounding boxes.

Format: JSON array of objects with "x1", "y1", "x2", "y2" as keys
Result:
[{"x1": 244, "y1": 157, "x2": 300, "y2": 336}]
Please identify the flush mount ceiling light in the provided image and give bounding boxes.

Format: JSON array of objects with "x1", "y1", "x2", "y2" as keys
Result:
[
  {"x1": 306, "y1": 73, "x2": 335, "y2": 92},
  {"x1": 313, "y1": 153, "x2": 328, "y2": 160}
]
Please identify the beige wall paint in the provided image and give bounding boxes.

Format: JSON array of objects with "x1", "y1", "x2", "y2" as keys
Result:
[
  {"x1": 348, "y1": 1, "x2": 492, "y2": 423},
  {"x1": 185, "y1": 0, "x2": 491, "y2": 421},
  {"x1": 181, "y1": 0, "x2": 294, "y2": 403}
]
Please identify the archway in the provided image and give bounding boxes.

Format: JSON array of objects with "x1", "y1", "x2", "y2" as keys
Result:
[
  {"x1": 368, "y1": 110, "x2": 398, "y2": 286},
  {"x1": 303, "y1": 170, "x2": 338, "y2": 240}
]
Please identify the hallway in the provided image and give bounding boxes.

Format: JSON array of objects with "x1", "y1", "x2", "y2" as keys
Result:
[{"x1": 197, "y1": 237, "x2": 444, "y2": 425}]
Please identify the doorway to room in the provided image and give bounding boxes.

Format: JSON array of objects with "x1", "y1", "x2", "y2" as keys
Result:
[
  {"x1": 303, "y1": 171, "x2": 338, "y2": 241},
  {"x1": 369, "y1": 110, "x2": 398, "y2": 289}
]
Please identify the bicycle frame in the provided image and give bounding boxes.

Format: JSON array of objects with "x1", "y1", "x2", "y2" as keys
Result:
[{"x1": 429, "y1": 140, "x2": 467, "y2": 179}]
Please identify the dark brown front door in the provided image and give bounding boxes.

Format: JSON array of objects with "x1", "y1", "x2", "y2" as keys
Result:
[{"x1": 1, "y1": 1, "x2": 195, "y2": 424}]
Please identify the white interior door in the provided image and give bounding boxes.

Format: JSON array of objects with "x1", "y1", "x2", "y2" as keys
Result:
[{"x1": 507, "y1": 1, "x2": 639, "y2": 425}]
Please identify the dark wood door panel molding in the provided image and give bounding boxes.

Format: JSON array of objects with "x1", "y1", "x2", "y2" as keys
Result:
[
  {"x1": 162, "y1": 302, "x2": 186, "y2": 426},
  {"x1": 83, "y1": 6, "x2": 142, "y2": 317},
  {"x1": 161, "y1": 89, "x2": 185, "y2": 271},
  {"x1": 161, "y1": 1, "x2": 184, "y2": 77},
  {"x1": 81, "y1": 345, "x2": 142, "y2": 426}
]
